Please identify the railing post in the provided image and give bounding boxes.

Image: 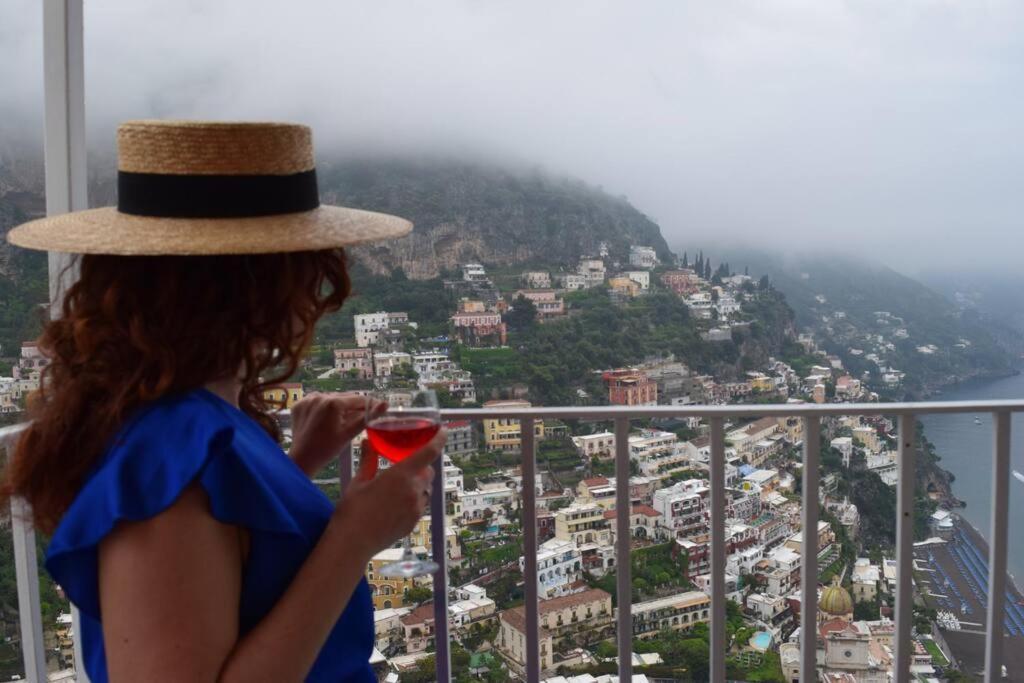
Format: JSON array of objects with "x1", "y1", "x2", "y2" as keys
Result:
[
  {"x1": 430, "y1": 450, "x2": 451, "y2": 683},
  {"x1": 338, "y1": 442, "x2": 353, "y2": 491},
  {"x1": 709, "y1": 417, "x2": 726, "y2": 683},
  {"x1": 521, "y1": 418, "x2": 540, "y2": 683},
  {"x1": 984, "y1": 411, "x2": 1011, "y2": 683},
  {"x1": 42, "y1": 3, "x2": 88, "y2": 677},
  {"x1": 894, "y1": 413, "x2": 916, "y2": 683},
  {"x1": 613, "y1": 417, "x2": 632, "y2": 681},
  {"x1": 800, "y1": 417, "x2": 821, "y2": 682},
  {"x1": 10, "y1": 496, "x2": 48, "y2": 681},
  {"x1": 42, "y1": 0, "x2": 86, "y2": 311}
]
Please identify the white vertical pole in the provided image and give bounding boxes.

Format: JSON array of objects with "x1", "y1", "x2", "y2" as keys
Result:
[
  {"x1": 43, "y1": 0, "x2": 86, "y2": 307},
  {"x1": 984, "y1": 411, "x2": 1010, "y2": 683},
  {"x1": 613, "y1": 417, "x2": 632, "y2": 681},
  {"x1": 42, "y1": 2, "x2": 88, "y2": 679},
  {"x1": 10, "y1": 496, "x2": 47, "y2": 681},
  {"x1": 429, "y1": 450, "x2": 451, "y2": 683},
  {"x1": 894, "y1": 414, "x2": 916, "y2": 683},
  {"x1": 800, "y1": 417, "x2": 821, "y2": 682},
  {"x1": 709, "y1": 417, "x2": 726, "y2": 683},
  {"x1": 521, "y1": 418, "x2": 540, "y2": 683}
]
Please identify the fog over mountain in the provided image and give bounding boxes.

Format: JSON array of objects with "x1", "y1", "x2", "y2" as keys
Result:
[{"x1": 2, "y1": 1, "x2": 1023, "y2": 271}]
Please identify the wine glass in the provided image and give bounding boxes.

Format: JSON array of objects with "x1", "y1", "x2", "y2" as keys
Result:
[{"x1": 365, "y1": 389, "x2": 441, "y2": 577}]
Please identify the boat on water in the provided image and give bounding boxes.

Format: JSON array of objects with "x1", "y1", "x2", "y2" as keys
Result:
[
  {"x1": 1013, "y1": 470, "x2": 1024, "y2": 485},
  {"x1": 974, "y1": 417, "x2": 982, "y2": 425}
]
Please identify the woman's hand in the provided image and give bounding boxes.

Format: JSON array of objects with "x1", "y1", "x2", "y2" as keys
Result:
[
  {"x1": 330, "y1": 430, "x2": 445, "y2": 560},
  {"x1": 288, "y1": 392, "x2": 386, "y2": 477}
]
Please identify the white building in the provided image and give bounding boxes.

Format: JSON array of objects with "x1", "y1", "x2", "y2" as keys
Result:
[
  {"x1": 354, "y1": 311, "x2": 411, "y2": 347},
  {"x1": 519, "y1": 538, "x2": 583, "y2": 599},
  {"x1": 851, "y1": 558, "x2": 882, "y2": 603},
  {"x1": 572, "y1": 432, "x2": 616, "y2": 458},
  {"x1": 866, "y1": 452, "x2": 898, "y2": 486},
  {"x1": 578, "y1": 258, "x2": 606, "y2": 288},
  {"x1": 462, "y1": 263, "x2": 488, "y2": 282},
  {"x1": 628, "y1": 246, "x2": 659, "y2": 269},
  {"x1": 831, "y1": 437, "x2": 854, "y2": 467},
  {"x1": 652, "y1": 479, "x2": 709, "y2": 537},
  {"x1": 559, "y1": 273, "x2": 587, "y2": 291},
  {"x1": 629, "y1": 430, "x2": 694, "y2": 477},
  {"x1": 460, "y1": 485, "x2": 515, "y2": 521},
  {"x1": 715, "y1": 295, "x2": 741, "y2": 318},
  {"x1": 443, "y1": 455, "x2": 464, "y2": 494},
  {"x1": 522, "y1": 271, "x2": 552, "y2": 289},
  {"x1": 413, "y1": 352, "x2": 451, "y2": 378},
  {"x1": 632, "y1": 591, "x2": 710, "y2": 637}
]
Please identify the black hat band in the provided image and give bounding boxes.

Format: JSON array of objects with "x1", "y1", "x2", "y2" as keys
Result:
[{"x1": 117, "y1": 169, "x2": 320, "y2": 218}]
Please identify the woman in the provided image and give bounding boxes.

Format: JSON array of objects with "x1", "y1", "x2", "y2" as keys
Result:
[{"x1": 2, "y1": 120, "x2": 443, "y2": 681}]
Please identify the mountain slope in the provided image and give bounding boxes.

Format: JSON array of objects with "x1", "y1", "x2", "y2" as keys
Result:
[{"x1": 712, "y1": 247, "x2": 1018, "y2": 395}]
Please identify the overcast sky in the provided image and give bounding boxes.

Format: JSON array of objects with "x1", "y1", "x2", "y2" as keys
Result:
[{"x1": 2, "y1": 1, "x2": 1022, "y2": 271}]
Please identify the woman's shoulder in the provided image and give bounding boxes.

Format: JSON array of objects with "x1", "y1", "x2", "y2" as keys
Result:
[
  {"x1": 115, "y1": 388, "x2": 239, "y2": 441},
  {"x1": 45, "y1": 388, "x2": 303, "y2": 620}
]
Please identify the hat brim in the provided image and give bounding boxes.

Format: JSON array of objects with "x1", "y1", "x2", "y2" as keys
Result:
[{"x1": 6, "y1": 205, "x2": 412, "y2": 255}]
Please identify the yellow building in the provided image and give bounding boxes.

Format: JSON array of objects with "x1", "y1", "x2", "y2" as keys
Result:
[
  {"x1": 263, "y1": 382, "x2": 304, "y2": 409},
  {"x1": 750, "y1": 375, "x2": 775, "y2": 392},
  {"x1": 407, "y1": 515, "x2": 461, "y2": 561},
  {"x1": 607, "y1": 277, "x2": 640, "y2": 298},
  {"x1": 367, "y1": 548, "x2": 429, "y2": 610},
  {"x1": 554, "y1": 503, "x2": 612, "y2": 547},
  {"x1": 777, "y1": 416, "x2": 804, "y2": 444},
  {"x1": 482, "y1": 400, "x2": 545, "y2": 451}
]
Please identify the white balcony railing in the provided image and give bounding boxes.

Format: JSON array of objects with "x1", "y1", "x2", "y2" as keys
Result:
[
  {"x1": 4, "y1": 399, "x2": 1019, "y2": 682},
  {"x1": 421, "y1": 401, "x2": 1019, "y2": 683}
]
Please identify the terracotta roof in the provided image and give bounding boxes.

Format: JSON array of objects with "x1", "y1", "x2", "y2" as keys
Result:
[
  {"x1": 818, "y1": 617, "x2": 852, "y2": 639},
  {"x1": 691, "y1": 436, "x2": 710, "y2": 448},
  {"x1": 445, "y1": 420, "x2": 471, "y2": 429},
  {"x1": 602, "y1": 504, "x2": 661, "y2": 520},
  {"x1": 500, "y1": 588, "x2": 611, "y2": 634},
  {"x1": 583, "y1": 477, "x2": 609, "y2": 487},
  {"x1": 400, "y1": 602, "x2": 436, "y2": 626}
]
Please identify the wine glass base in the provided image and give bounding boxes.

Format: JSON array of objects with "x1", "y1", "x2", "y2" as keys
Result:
[{"x1": 378, "y1": 558, "x2": 440, "y2": 578}]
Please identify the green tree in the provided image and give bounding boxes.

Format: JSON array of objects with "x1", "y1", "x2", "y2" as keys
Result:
[
  {"x1": 854, "y1": 600, "x2": 880, "y2": 621},
  {"x1": 405, "y1": 585, "x2": 433, "y2": 604},
  {"x1": 505, "y1": 295, "x2": 538, "y2": 333},
  {"x1": 595, "y1": 640, "x2": 617, "y2": 659}
]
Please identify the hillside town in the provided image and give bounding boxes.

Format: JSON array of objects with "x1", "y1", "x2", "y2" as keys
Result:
[{"x1": 3, "y1": 246, "x2": 974, "y2": 682}]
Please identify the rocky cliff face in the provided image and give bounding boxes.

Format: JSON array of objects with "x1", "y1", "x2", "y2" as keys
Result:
[{"x1": 318, "y1": 158, "x2": 673, "y2": 279}]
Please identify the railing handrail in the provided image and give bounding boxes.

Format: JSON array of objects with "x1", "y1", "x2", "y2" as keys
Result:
[{"x1": 440, "y1": 398, "x2": 1024, "y2": 419}]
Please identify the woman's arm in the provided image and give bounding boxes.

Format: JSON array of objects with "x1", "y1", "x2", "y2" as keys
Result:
[{"x1": 99, "y1": 433, "x2": 442, "y2": 682}]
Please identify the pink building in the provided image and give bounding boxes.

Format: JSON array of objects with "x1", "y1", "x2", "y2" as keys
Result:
[
  {"x1": 660, "y1": 270, "x2": 701, "y2": 296},
  {"x1": 333, "y1": 347, "x2": 373, "y2": 379},
  {"x1": 513, "y1": 290, "x2": 565, "y2": 318},
  {"x1": 451, "y1": 312, "x2": 508, "y2": 346}
]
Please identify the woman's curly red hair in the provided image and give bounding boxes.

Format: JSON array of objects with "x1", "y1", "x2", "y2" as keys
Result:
[{"x1": 1, "y1": 249, "x2": 350, "y2": 534}]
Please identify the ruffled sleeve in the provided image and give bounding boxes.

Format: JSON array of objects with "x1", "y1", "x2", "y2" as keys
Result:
[{"x1": 45, "y1": 393, "x2": 304, "y2": 619}]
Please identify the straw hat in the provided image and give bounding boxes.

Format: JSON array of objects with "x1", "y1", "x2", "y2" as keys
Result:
[{"x1": 7, "y1": 120, "x2": 412, "y2": 255}]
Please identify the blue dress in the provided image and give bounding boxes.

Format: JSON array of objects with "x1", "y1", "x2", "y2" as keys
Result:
[{"x1": 44, "y1": 388, "x2": 375, "y2": 682}]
